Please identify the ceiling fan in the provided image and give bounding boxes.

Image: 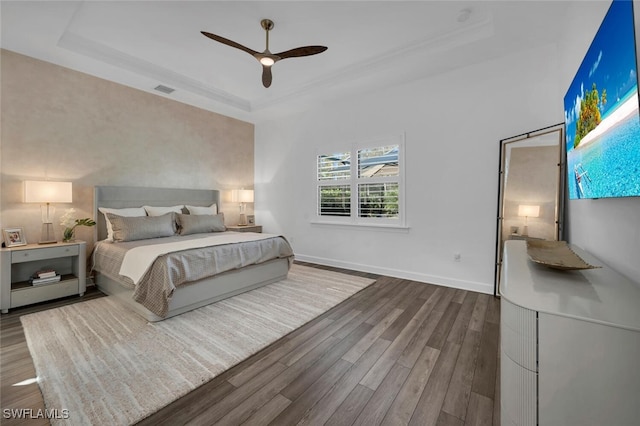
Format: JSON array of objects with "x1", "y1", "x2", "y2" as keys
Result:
[{"x1": 201, "y1": 19, "x2": 327, "y2": 88}]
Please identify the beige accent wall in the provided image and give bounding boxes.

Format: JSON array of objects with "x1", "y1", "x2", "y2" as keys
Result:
[{"x1": 0, "y1": 49, "x2": 254, "y2": 250}]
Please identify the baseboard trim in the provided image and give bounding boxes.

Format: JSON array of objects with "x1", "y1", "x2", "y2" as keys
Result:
[{"x1": 294, "y1": 254, "x2": 493, "y2": 295}]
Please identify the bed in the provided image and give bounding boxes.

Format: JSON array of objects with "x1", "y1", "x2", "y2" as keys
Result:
[{"x1": 92, "y1": 186, "x2": 293, "y2": 322}]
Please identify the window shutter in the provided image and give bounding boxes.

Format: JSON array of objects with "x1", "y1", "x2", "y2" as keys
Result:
[{"x1": 317, "y1": 138, "x2": 404, "y2": 225}]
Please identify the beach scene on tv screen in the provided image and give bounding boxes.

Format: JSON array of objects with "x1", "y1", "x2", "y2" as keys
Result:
[{"x1": 564, "y1": 0, "x2": 640, "y2": 199}]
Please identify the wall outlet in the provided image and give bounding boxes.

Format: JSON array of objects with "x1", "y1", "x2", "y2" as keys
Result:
[{"x1": 454, "y1": 252, "x2": 461, "y2": 262}]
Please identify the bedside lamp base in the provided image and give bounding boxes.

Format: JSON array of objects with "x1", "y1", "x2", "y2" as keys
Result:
[{"x1": 38, "y1": 222, "x2": 57, "y2": 244}]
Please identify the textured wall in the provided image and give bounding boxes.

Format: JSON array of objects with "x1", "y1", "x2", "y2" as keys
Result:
[{"x1": 0, "y1": 49, "x2": 254, "y2": 249}]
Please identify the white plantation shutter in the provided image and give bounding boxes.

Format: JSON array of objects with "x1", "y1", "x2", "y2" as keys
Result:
[
  {"x1": 317, "y1": 152, "x2": 352, "y2": 217},
  {"x1": 357, "y1": 145, "x2": 399, "y2": 219},
  {"x1": 317, "y1": 136, "x2": 404, "y2": 225},
  {"x1": 318, "y1": 153, "x2": 350, "y2": 181},
  {"x1": 318, "y1": 185, "x2": 351, "y2": 217},
  {"x1": 358, "y1": 183, "x2": 399, "y2": 218}
]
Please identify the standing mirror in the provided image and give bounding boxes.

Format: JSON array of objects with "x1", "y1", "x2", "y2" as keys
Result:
[{"x1": 494, "y1": 123, "x2": 565, "y2": 294}]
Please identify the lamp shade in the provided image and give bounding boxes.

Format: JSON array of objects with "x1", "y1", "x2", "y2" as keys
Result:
[
  {"x1": 24, "y1": 181, "x2": 72, "y2": 203},
  {"x1": 232, "y1": 189, "x2": 254, "y2": 203},
  {"x1": 518, "y1": 204, "x2": 540, "y2": 218}
]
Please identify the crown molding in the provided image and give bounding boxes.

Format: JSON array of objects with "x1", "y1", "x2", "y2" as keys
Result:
[
  {"x1": 250, "y1": 15, "x2": 494, "y2": 111},
  {"x1": 57, "y1": 31, "x2": 252, "y2": 112},
  {"x1": 55, "y1": 11, "x2": 492, "y2": 115}
]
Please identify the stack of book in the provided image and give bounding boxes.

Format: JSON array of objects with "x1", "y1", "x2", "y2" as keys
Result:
[{"x1": 30, "y1": 269, "x2": 61, "y2": 286}]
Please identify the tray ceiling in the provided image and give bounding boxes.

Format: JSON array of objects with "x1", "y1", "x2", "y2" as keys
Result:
[{"x1": 1, "y1": 1, "x2": 571, "y2": 121}]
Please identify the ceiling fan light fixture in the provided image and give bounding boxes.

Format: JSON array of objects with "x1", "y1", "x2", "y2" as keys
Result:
[
  {"x1": 259, "y1": 56, "x2": 275, "y2": 66},
  {"x1": 201, "y1": 18, "x2": 327, "y2": 87}
]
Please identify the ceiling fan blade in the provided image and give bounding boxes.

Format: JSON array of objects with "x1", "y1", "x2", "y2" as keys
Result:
[
  {"x1": 201, "y1": 31, "x2": 258, "y2": 56},
  {"x1": 275, "y1": 46, "x2": 328, "y2": 59},
  {"x1": 203, "y1": 20, "x2": 327, "y2": 89},
  {"x1": 262, "y1": 65, "x2": 273, "y2": 88}
]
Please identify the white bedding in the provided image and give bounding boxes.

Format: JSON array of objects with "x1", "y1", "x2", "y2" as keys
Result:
[
  {"x1": 94, "y1": 232, "x2": 295, "y2": 317},
  {"x1": 120, "y1": 232, "x2": 281, "y2": 284}
]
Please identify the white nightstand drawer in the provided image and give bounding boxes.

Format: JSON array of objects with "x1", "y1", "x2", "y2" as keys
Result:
[
  {"x1": 12, "y1": 245, "x2": 79, "y2": 263},
  {"x1": 11, "y1": 278, "x2": 79, "y2": 308}
]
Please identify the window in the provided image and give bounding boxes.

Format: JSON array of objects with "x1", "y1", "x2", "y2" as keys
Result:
[
  {"x1": 317, "y1": 136, "x2": 404, "y2": 226},
  {"x1": 318, "y1": 152, "x2": 351, "y2": 217}
]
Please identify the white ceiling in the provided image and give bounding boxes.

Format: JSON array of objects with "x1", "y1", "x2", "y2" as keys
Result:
[{"x1": 1, "y1": 1, "x2": 572, "y2": 122}]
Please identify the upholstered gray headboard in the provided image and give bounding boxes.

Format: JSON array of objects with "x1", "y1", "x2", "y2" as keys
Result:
[{"x1": 94, "y1": 186, "x2": 220, "y2": 241}]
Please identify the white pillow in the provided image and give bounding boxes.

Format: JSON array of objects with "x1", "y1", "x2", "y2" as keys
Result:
[
  {"x1": 185, "y1": 203, "x2": 217, "y2": 215},
  {"x1": 98, "y1": 207, "x2": 147, "y2": 241},
  {"x1": 143, "y1": 205, "x2": 184, "y2": 216}
]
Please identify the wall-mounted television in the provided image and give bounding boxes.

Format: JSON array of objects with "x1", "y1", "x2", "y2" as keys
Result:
[{"x1": 564, "y1": 0, "x2": 640, "y2": 199}]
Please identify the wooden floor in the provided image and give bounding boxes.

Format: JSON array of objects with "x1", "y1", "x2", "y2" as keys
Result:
[{"x1": 1, "y1": 263, "x2": 500, "y2": 425}]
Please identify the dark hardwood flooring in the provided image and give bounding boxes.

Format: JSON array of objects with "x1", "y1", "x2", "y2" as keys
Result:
[{"x1": 1, "y1": 263, "x2": 500, "y2": 425}]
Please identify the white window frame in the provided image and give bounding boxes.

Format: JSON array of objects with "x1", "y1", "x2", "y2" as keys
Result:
[{"x1": 315, "y1": 133, "x2": 406, "y2": 228}]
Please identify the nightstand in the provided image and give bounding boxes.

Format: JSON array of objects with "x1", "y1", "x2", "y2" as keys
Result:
[
  {"x1": 509, "y1": 234, "x2": 544, "y2": 241},
  {"x1": 227, "y1": 225, "x2": 263, "y2": 233},
  {"x1": 0, "y1": 241, "x2": 86, "y2": 313}
]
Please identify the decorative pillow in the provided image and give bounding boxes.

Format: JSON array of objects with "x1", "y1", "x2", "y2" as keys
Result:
[
  {"x1": 98, "y1": 207, "x2": 147, "y2": 241},
  {"x1": 185, "y1": 203, "x2": 217, "y2": 215},
  {"x1": 107, "y1": 212, "x2": 176, "y2": 242},
  {"x1": 143, "y1": 205, "x2": 184, "y2": 216},
  {"x1": 177, "y1": 213, "x2": 226, "y2": 235}
]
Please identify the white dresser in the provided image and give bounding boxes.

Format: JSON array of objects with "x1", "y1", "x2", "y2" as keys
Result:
[{"x1": 500, "y1": 240, "x2": 640, "y2": 426}]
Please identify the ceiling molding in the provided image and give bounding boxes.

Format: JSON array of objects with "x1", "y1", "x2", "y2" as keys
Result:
[
  {"x1": 56, "y1": 12, "x2": 493, "y2": 115},
  {"x1": 2, "y1": 2, "x2": 570, "y2": 117},
  {"x1": 250, "y1": 15, "x2": 494, "y2": 111},
  {"x1": 57, "y1": 30, "x2": 252, "y2": 112}
]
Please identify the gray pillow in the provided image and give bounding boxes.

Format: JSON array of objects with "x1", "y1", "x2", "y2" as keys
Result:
[
  {"x1": 106, "y1": 212, "x2": 176, "y2": 242},
  {"x1": 177, "y1": 213, "x2": 226, "y2": 235}
]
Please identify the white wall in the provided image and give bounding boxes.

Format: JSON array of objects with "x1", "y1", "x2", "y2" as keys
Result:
[
  {"x1": 561, "y1": 1, "x2": 640, "y2": 284},
  {"x1": 255, "y1": 43, "x2": 562, "y2": 294}
]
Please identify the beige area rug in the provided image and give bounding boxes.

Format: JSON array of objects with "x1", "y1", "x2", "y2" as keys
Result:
[{"x1": 20, "y1": 264, "x2": 375, "y2": 425}]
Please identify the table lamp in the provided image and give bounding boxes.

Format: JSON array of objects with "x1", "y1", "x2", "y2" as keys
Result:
[
  {"x1": 231, "y1": 189, "x2": 254, "y2": 226},
  {"x1": 518, "y1": 204, "x2": 540, "y2": 237},
  {"x1": 25, "y1": 180, "x2": 72, "y2": 244}
]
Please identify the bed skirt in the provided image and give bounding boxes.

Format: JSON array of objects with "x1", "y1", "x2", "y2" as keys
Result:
[{"x1": 95, "y1": 258, "x2": 290, "y2": 321}]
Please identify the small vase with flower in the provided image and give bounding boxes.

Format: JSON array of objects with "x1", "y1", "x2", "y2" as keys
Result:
[{"x1": 60, "y1": 208, "x2": 96, "y2": 243}]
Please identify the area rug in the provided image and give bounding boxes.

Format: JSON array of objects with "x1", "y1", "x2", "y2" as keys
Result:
[{"x1": 20, "y1": 264, "x2": 375, "y2": 425}]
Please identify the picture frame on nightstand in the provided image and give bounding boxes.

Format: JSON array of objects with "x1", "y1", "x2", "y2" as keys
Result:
[
  {"x1": 247, "y1": 215, "x2": 255, "y2": 225},
  {"x1": 2, "y1": 227, "x2": 27, "y2": 247}
]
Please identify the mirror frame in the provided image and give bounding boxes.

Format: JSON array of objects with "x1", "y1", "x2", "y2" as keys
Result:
[{"x1": 494, "y1": 123, "x2": 565, "y2": 295}]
